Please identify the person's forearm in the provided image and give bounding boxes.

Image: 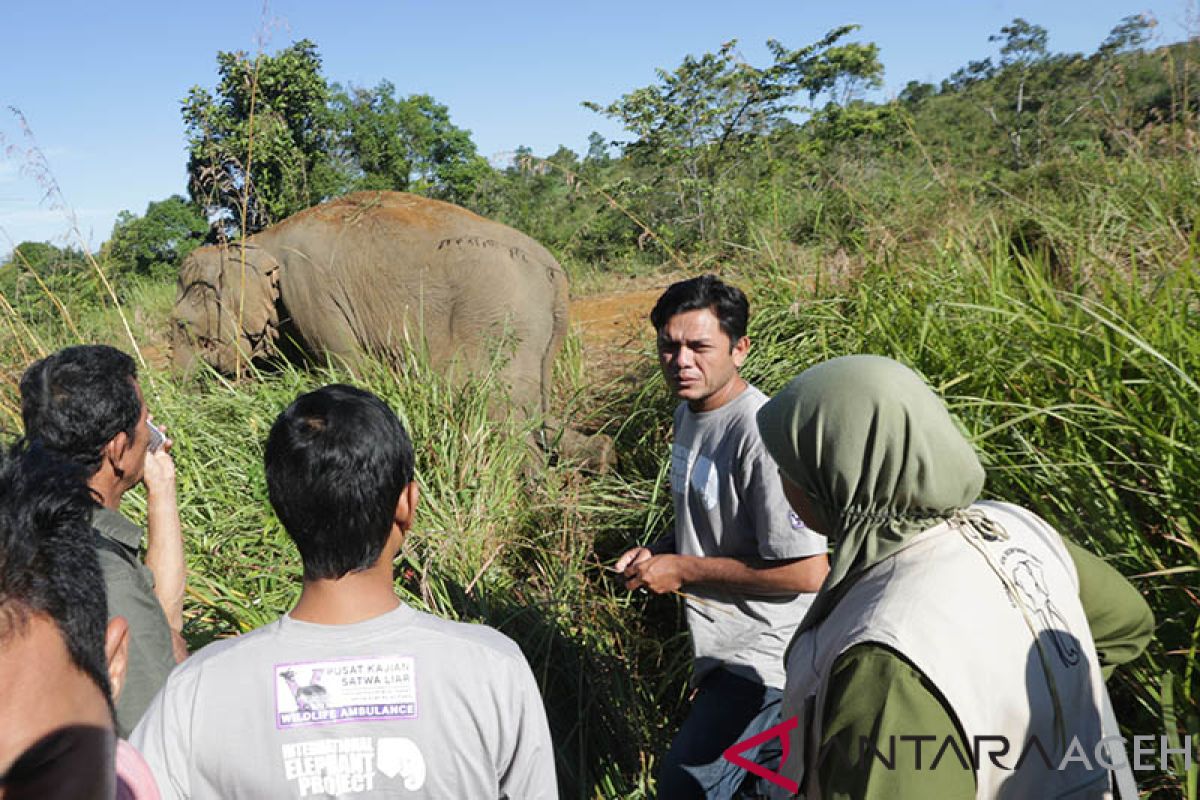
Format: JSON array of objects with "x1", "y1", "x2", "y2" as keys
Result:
[
  {"x1": 677, "y1": 553, "x2": 828, "y2": 595},
  {"x1": 145, "y1": 485, "x2": 186, "y2": 634}
]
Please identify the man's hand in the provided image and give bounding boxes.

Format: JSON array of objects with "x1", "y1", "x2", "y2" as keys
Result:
[
  {"x1": 142, "y1": 418, "x2": 187, "y2": 657},
  {"x1": 623, "y1": 553, "x2": 687, "y2": 595},
  {"x1": 615, "y1": 546, "x2": 653, "y2": 573},
  {"x1": 141, "y1": 421, "x2": 177, "y2": 501}
]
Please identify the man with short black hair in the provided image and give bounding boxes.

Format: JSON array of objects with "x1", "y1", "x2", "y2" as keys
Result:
[
  {"x1": 133, "y1": 384, "x2": 556, "y2": 798},
  {"x1": 20, "y1": 344, "x2": 186, "y2": 738},
  {"x1": 0, "y1": 444, "x2": 132, "y2": 798},
  {"x1": 616, "y1": 274, "x2": 829, "y2": 798}
]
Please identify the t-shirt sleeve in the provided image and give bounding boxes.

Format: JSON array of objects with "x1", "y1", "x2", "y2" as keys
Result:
[
  {"x1": 497, "y1": 655, "x2": 558, "y2": 799},
  {"x1": 742, "y1": 439, "x2": 828, "y2": 560},
  {"x1": 1064, "y1": 540, "x2": 1155, "y2": 680},
  {"x1": 130, "y1": 666, "x2": 195, "y2": 800},
  {"x1": 817, "y1": 643, "x2": 976, "y2": 800}
]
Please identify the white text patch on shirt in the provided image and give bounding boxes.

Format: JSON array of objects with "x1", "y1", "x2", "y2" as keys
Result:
[{"x1": 274, "y1": 656, "x2": 417, "y2": 730}]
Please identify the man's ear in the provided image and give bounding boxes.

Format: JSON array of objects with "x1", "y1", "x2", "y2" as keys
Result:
[
  {"x1": 394, "y1": 481, "x2": 420, "y2": 533},
  {"x1": 732, "y1": 335, "x2": 751, "y2": 368},
  {"x1": 103, "y1": 432, "x2": 128, "y2": 475},
  {"x1": 105, "y1": 616, "x2": 130, "y2": 704}
]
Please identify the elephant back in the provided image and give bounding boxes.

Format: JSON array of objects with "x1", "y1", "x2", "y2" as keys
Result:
[{"x1": 253, "y1": 192, "x2": 568, "y2": 412}]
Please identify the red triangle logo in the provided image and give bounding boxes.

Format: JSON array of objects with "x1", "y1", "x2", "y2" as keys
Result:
[{"x1": 722, "y1": 715, "x2": 800, "y2": 794}]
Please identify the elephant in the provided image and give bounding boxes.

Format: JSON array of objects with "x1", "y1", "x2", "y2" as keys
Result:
[{"x1": 171, "y1": 191, "x2": 611, "y2": 467}]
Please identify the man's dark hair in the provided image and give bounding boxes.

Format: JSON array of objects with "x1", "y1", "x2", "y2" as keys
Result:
[
  {"x1": 19, "y1": 345, "x2": 141, "y2": 477},
  {"x1": 265, "y1": 384, "x2": 415, "y2": 581},
  {"x1": 649, "y1": 274, "x2": 750, "y2": 345},
  {"x1": 0, "y1": 443, "x2": 110, "y2": 704}
]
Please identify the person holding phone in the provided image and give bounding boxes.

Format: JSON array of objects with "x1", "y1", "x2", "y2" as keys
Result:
[{"x1": 20, "y1": 345, "x2": 188, "y2": 737}]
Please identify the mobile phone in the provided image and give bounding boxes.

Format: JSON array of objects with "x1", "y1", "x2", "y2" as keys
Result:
[{"x1": 146, "y1": 420, "x2": 166, "y2": 453}]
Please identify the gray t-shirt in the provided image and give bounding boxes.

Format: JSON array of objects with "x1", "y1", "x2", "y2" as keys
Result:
[
  {"x1": 670, "y1": 385, "x2": 827, "y2": 690},
  {"x1": 132, "y1": 604, "x2": 556, "y2": 799}
]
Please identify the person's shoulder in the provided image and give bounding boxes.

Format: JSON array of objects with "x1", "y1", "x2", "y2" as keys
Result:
[
  {"x1": 740, "y1": 383, "x2": 769, "y2": 406},
  {"x1": 409, "y1": 611, "x2": 528, "y2": 663},
  {"x1": 721, "y1": 385, "x2": 771, "y2": 446},
  {"x1": 724, "y1": 384, "x2": 769, "y2": 424}
]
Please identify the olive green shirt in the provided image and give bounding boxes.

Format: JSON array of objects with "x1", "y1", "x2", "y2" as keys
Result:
[
  {"x1": 93, "y1": 507, "x2": 176, "y2": 738},
  {"x1": 816, "y1": 540, "x2": 1155, "y2": 800}
]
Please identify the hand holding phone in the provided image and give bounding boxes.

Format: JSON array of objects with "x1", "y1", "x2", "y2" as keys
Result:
[{"x1": 146, "y1": 420, "x2": 167, "y2": 453}]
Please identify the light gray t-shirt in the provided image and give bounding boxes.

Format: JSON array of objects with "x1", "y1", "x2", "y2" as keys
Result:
[
  {"x1": 670, "y1": 385, "x2": 827, "y2": 690},
  {"x1": 132, "y1": 604, "x2": 557, "y2": 799}
]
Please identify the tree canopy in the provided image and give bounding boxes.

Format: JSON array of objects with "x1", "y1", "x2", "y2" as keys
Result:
[
  {"x1": 182, "y1": 41, "x2": 486, "y2": 238},
  {"x1": 104, "y1": 195, "x2": 208, "y2": 279}
]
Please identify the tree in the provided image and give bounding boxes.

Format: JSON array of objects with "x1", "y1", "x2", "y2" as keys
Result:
[
  {"x1": 583, "y1": 27, "x2": 883, "y2": 242},
  {"x1": 329, "y1": 82, "x2": 491, "y2": 203},
  {"x1": 3, "y1": 241, "x2": 85, "y2": 274},
  {"x1": 1098, "y1": 14, "x2": 1156, "y2": 58},
  {"x1": 182, "y1": 40, "x2": 339, "y2": 238},
  {"x1": 104, "y1": 195, "x2": 208, "y2": 278},
  {"x1": 986, "y1": 18, "x2": 1051, "y2": 166}
]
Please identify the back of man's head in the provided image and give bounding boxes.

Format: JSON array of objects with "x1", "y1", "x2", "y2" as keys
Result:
[
  {"x1": 649, "y1": 274, "x2": 750, "y2": 345},
  {"x1": 0, "y1": 444, "x2": 117, "y2": 798},
  {"x1": 19, "y1": 345, "x2": 140, "y2": 477},
  {"x1": 0, "y1": 443, "x2": 109, "y2": 699},
  {"x1": 265, "y1": 384, "x2": 415, "y2": 582}
]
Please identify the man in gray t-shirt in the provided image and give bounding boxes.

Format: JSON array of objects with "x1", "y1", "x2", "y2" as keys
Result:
[
  {"x1": 133, "y1": 385, "x2": 556, "y2": 799},
  {"x1": 617, "y1": 275, "x2": 827, "y2": 799}
]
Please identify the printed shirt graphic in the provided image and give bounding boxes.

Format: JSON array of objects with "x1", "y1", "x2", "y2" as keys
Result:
[
  {"x1": 280, "y1": 736, "x2": 427, "y2": 797},
  {"x1": 669, "y1": 386, "x2": 827, "y2": 690},
  {"x1": 274, "y1": 657, "x2": 417, "y2": 729}
]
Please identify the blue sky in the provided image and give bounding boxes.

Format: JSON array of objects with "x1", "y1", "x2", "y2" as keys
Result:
[{"x1": 1, "y1": 0, "x2": 1194, "y2": 253}]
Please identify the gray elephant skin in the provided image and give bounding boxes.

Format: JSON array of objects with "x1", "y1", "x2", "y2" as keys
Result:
[{"x1": 173, "y1": 192, "x2": 570, "y2": 422}]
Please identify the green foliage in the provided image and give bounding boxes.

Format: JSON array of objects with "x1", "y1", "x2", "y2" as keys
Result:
[
  {"x1": 0, "y1": 242, "x2": 99, "y2": 335},
  {"x1": 182, "y1": 40, "x2": 495, "y2": 236},
  {"x1": 104, "y1": 195, "x2": 208, "y2": 279},
  {"x1": 581, "y1": 27, "x2": 883, "y2": 247},
  {"x1": 329, "y1": 82, "x2": 490, "y2": 203},
  {"x1": 4, "y1": 240, "x2": 86, "y2": 274},
  {"x1": 182, "y1": 39, "x2": 342, "y2": 237}
]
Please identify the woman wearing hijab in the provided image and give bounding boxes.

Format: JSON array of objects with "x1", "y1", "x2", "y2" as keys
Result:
[{"x1": 755, "y1": 355, "x2": 1154, "y2": 799}]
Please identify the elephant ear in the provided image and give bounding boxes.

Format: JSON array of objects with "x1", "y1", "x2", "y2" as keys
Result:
[
  {"x1": 171, "y1": 244, "x2": 281, "y2": 373},
  {"x1": 217, "y1": 245, "x2": 281, "y2": 363}
]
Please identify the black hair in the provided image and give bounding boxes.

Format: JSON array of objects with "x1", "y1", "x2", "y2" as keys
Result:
[
  {"x1": 649, "y1": 274, "x2": 750, "y2": 345},
  {"x1": 0, "y1": 443, "x2": 110, "y2": 704},
  {"x1": 265, "y1": 384, "x2": 415, "y2": 581},
  {"x1": 19, "y1": 345, "x2": 141, "y2": 477}
]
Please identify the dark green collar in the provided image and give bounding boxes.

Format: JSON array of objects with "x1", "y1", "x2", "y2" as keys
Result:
[{"x1": 91, "y1": 506, "x2": 142, "y2": 551}]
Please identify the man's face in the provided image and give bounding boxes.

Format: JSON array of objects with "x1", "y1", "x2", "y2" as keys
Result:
[
  {"x1": 0, "y1": 613, "x2": 114, "y2": 798},
  {"x1": 657, "y1": 308, "x2": 749, "y2": 413}
]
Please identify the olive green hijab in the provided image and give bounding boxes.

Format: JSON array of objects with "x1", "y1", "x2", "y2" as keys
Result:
[{"x1": 756, "y1": 355, "x2": 986, "y2": 633}]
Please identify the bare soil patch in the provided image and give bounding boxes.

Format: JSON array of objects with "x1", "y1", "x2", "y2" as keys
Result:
[{"x1": 568, "y1": 286, "x2": 663, "y2": 385}]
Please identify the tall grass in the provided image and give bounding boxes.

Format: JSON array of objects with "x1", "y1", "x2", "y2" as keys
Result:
[
  {"x1": 731, "y1": 219, "x2": 1199, "y2": 799},
  {"x1": 2, "y1": 107, "x2": 1197, "y2": 798},
  {"x1": 106, "y1": 349, "x2": 673, "y2": 799}
]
